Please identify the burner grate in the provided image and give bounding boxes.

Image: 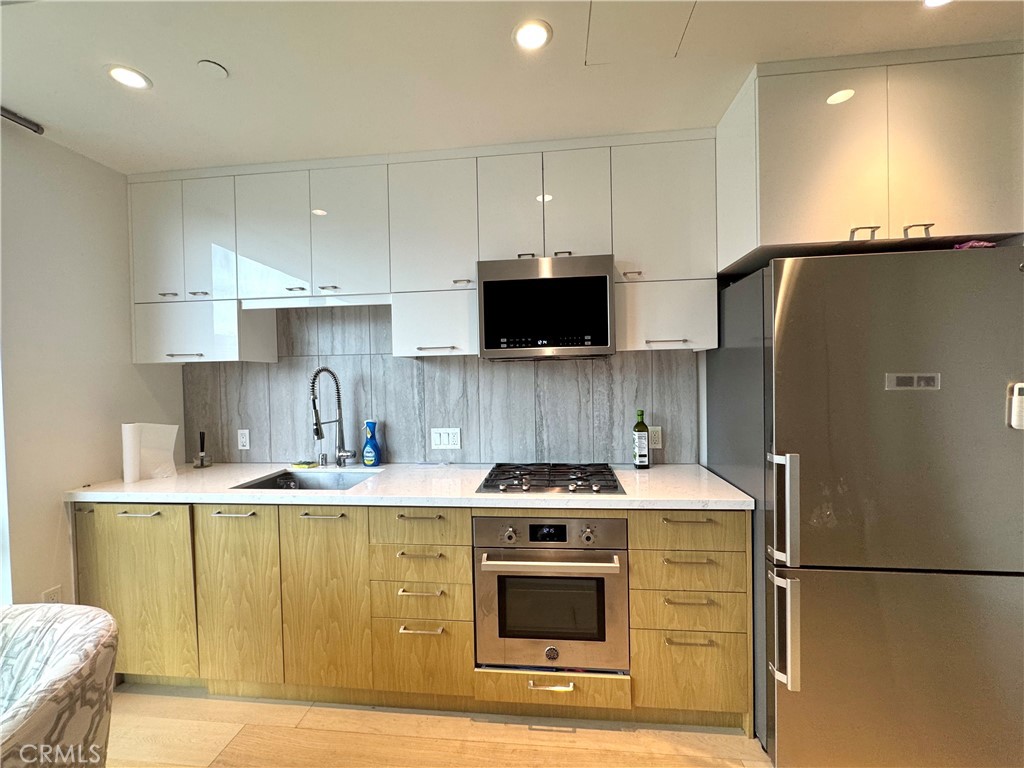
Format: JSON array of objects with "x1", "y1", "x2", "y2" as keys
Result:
[{"x1": 477, "y1": 463, "x2": 624, "y2": 494}]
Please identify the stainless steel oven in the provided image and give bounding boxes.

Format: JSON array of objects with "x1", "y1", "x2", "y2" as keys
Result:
[{"x1": 473, "y1": 517, "x2": 629, "y2": 672}]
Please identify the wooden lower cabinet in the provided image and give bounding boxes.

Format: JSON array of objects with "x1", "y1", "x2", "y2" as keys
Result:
[
  {"x1": 194, "y1": 504, "x2": 283, "y2": 684},
  {"x1": 371, "y1": 618, "x2": 474, "y2": 696},
  {"x1": 369, "y1": 543, "x2": 473, "y2": 583},
  {"x1": 74, "y1": 503, "x2": 199, "y2": 678},
  {"x1": 474, "y1": 668, "x2": 632, "y2": 710},
  {"x1": 370, "y1": 581, "x2": 473, "y2": 622},
  {"x1": 629, "y1": 589, "x2": 747, "y2": 633},
  {"x1": 370, "y1": 507, "x2": 472, "y2": 546},
  {"x1": 629, "y1": 550, "x2": 747, "y2": 592},
  {"x1": 280, "y1": 505, "x2": 372, "y2": 689}
]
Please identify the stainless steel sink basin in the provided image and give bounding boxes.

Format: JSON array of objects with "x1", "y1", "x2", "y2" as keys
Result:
[{"x1": 233, "y1": 468, "x2": 381, "y2": 491}]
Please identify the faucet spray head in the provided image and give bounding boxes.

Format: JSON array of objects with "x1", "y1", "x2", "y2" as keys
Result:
[{"x1": 311, "y1": 392, "x2": 324, "y2": 440}]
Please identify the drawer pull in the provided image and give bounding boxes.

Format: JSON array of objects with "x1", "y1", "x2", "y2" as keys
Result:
[
  {"x1": 285, "y1": 286, "x2": 307, "y2": 292},
  {"x1": 645, "y1": 338, "x2": 690, "y2": 345},
  {"x1": 399, "y1": 625, "x2": 444, "y2": 635},
  {"x1": 553, "y1": 251, "x2": 573, "y2": 257},
  {"x1": 396, "y1": 513, "x2": 445, "y2": 521},
  {"x1": 664, "y1": 637, "x2": 716, "y2": 648},
  {"x1": 661, "y1": 517, "x2": 714, "y2": 525},
  {"x1": 664, "y1": 596, "x2": 714, "y2": 607},
  {"x1": 662, "y1": 557, "x2": 715, "y2": 566},
  {"x1": 902, "y1": 223, "x2": 934, "y2": 238},
  {"x1": 187, "y1": 291, "x2": 210, "y2": 296},
  {"x1": 397, "y1": 588, "x2": 445, "y2": 598},
  {"x1": 157, "y1": 292, "x2": 179, "y2": 297},
  {"x1": 299, "y1": 511, "x2": 346, "y2": 519},
  {"x1": 318, "y1": 285, "x2": 340, "y2": 290},
  {"x1": 416, "y1": 345, "x2": 457, "y2": 351},
  {"x1": 165, "y1": 353, "x2": 205, "y2": 358},
  {"x1": 116, "y1": 510, "x2": 161, "y2": 518},
  {"x1": 211, "y1": 510, "x2": 257, "y2": 518},
  {"x1": 527, "y1": 680, "x2": 575, "y2": 692},
  {"x1": 452, "y1": 278, "x2": 473, "y2": 285},
  {"x1": 396, "y1": 550, "x2": 444, "y2": 559},
  {"x1": 848, "y1": 225, "x2": 881, "y2": 241},
  {"x1": 622, "y1": 270, "x2": 643, "y2": 277}
]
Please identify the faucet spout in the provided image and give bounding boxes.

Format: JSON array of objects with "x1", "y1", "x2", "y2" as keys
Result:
[{"x1": 308, "y1": 366, "x2": 355, "y2": 466}]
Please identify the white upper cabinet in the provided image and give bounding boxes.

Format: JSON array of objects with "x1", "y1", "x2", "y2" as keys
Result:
[
  {"x1": 390, "y1": 290, "x2": 479, "y2": 357},
  {"x1": 310, "y1": 165, "x2": 391, "y2": 296},
  {"x1": 611, "y1": 140, "x2": 717, "y2": 281},
  {"x1": 477, "y1": 153, "x2": 545, "y2": 261},
  {"x1": 757, "y1": 66, "x2": 890, "y2": 245},
  {"x1": 133, "y1": 300, "x2": 277, "y2": 364},
  {"x1": 182, "y1": 176, "x2": 236, "y2": 300},
  {"x1": 131, "y1": 180, "x2": 184, "y2": 303},
  {"x1": 614, "y1": 280, "x2": 718, "y2": 352},
  {"x1": 236, "y1": 171, "x2": 312, "y2": 299},
  {"x1": 887, "y1": 54, "x2": 1023, "y2": 238},
  {"x1": 389, "y1": 158, "x2": 478, "y2": 292},
  {"x1": 542, "y1": 147, "x2": 612, "y2": 257}
]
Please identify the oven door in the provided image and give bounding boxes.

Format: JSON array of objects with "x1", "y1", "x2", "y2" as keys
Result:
[{"x1": 474, "y1": 548, "x2": 629, "y2": 671}]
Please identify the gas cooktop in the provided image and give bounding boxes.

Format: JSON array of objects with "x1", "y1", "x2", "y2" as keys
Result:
[{"x1": 476, "y1": 463, "x2": 625, "y2": 494}]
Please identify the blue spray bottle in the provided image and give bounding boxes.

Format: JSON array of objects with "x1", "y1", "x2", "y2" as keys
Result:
[{"x1": 362, "y1": 420, "x2": 381, "y2": 467}]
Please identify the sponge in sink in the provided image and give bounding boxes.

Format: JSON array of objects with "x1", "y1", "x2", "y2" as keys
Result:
[{"x1": 291, "y1": 460, "x2": 318, "y2": 468}]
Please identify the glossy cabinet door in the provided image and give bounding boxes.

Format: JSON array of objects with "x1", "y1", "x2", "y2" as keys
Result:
[
  {"x1": 311, "y1": 165, "x2": 391, "y2": 296},
  {"x1": 614, "y1": 280, "x2": 718, "y2": 352},
  {"x1": 612, "y1": 140, "x2": 717, "y2": 281},
  {"x1": 888, "y1": 54, "x2": 1024, "y2": 237},
  {"x1": 542, "y1": 147, "x2": 612, "y2": 257},
  {"x1": 130, "y1": 180, "x2": 184, "y2": 303},
  {"x1": 74, "y1": 504, "x2": 199, "y2": 678},
  {"x1": 477, "y1": 153, "x2": 545, "y2": 261},
  {"x1": 390, "y1": 290, "x2": 479, "y2": 357},
  {"x1": 182, "y1": 176, "x2": 236, "y2": 300},
  {"x1": 236, "y1": 171, "x2": 312, "y2": 298},
  {"x1": 758, "y1": 66, "x2": 889, "y2": 244},
  {"x1": 132, "y1": 300, "x2": 278, "y2": 364},
  {"x1": 194, "y1": 504, "x2": 284, "y2": 684},
  {"x1": 388, "y1": 158, "x2": 478, "y2": 292}
]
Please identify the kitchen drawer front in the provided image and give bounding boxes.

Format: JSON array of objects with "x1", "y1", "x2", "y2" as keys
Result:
[
  {"x1": 370, "y1": 507, "x2": 471, "y2": 546},
  {"x1": 629, "y1": 550, "x2": 747, "y2": 592},
  {"x1": 371, "y1": 618, "x2": 474, "y2": 697},
  {"x1": 630, "y1": 629, "x2": 747, "y2": 713},
  {"x1": 628, "y1": 510, "x2": 746, "y2": 551},
  {"x1": 629, "y1": 589, "x2": 747, "y2": 633},
  {"x1": 370, "y1": 581, "x2": 473, "y2": 621},
  {"x1": 474, "y1": 668, "x2": 632, "y2": 710},
  {"x1": 369, "y1": 544, "x2": 473, "y2": 584}
]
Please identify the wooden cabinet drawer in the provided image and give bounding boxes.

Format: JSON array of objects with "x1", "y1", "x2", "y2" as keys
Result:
[
  {"x1": 371, "y1": 618, "x2": 474, "y2": 697},
  {"x1": 630, "y1": 589, "x2": 747, "y2": 633},
  {"x1": 369, "y1": 544, "x2": 472, "y2": 584},
  {"x1": 370, "y1": 507, "x2": 471, "y2": 545},
  {"x1": 629, "y1": 550, "x2": 747, "y2": 592},
  {"x1": 628, "y1": 510, "x2": 746, "y2": 551},
  {"x1": 474, "y1": 668, "x2": 631, "y2": 710},
  {"x1": 630, "y1": 629, "x2": 747, "y2": 713},
  {"x1": 370, "y1": 581, "x2": 473, "y2": 621}
]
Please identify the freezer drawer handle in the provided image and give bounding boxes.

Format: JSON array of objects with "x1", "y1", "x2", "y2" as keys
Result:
[
  {"x1": 664, "y1": 637, "x2": 715, "y2": 648},
  {"x1": 662, "y1": 557, "x2": 714, "y2": 566},
  {"x1": 768, "y1": 570, "x2": 802, "y2": 692},
  {"x1": 767, "y1": 452, "x2": 801, "y2": 567},
  {"x1": 663, "y1": 596, "x2": 714, "y2": 607}
]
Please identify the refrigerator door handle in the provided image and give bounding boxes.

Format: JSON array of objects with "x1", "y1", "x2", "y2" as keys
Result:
[
  {"x1": 768, "y1": 452, "x2": 801, "y2": 566},
  {"x1": 768, "y1": 570, "x2": 802, "y2": 692}
]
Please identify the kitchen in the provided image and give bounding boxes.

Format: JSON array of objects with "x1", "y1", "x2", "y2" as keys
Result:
[{"x1": 1, "y1": 2, "x2": 1022, "y2": 767}]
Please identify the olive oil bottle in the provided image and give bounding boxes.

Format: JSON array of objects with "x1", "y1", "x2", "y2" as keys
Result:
[{"x1": 632, "y1": 409, "x2": 650, "y2": 469}]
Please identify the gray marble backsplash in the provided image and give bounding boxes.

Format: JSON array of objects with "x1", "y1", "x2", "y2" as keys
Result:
[{"x1": 183, "y1": 306, "x2": 699, "y2": 465}]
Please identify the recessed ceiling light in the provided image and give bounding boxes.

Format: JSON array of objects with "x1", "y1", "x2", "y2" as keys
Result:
[
  {"x1": 197, "y1": 59, "x2": 229, "y2": 79},
  {"x1": 108, "y1": 65, "x2": 152, "y2": 90},
  {"x1": 312, "y1": 209, "x2": 327, "y2": 216},
  {"x1": 924, "y1": 0, "x2": 953, "y2": 7},
  {"x1": 826, "y1": 89, "x2": 856, "y2": 105},
  {"x1": 513, "y1": 20, "x2": 553, "y2": 51}
]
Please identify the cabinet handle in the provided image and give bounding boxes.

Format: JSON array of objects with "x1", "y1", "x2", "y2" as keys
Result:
[
  {"x1": 663, "y1": 596, "x2": 714, "y2": 607},
  {"x1": 451, "y1": 278, "x2": 472, "y2": 285},
  {"x1": 416, "y1": 345, "x2": 457, "y2": 352},
  {"x1": 527, "y1": 680, "x2": 575, "y2": 692},
  {"x1": 902, "y1": 223, "x2": 935, "y2": 238},
  {"x1": 516, "y1": 253, "x2": 536, "y2": 259},
  {"x1": 157, "y1": 292, "x2": 179, "y2": 297},
  {"x1": 645, "y1": 339, "x2": 690, "y2": 345},
  {"x1": 187, "y1": 291, "x2": 210, "y2": 296},
  {"x1": 848, "y1": 225, "x2": 881, "y2": 241},
  {"x1": 396, "y1": 513, "x2": 445, "y2": 521},
  {"x1": 211, "y1": 510, "x2": 257, "y2": 518},
  {"x1": 165, "y1": 353, "x2": 205, "y2": 358},
  {"x1": 553, "y1": 250, "x2": 572, "y2": 257},
  {"x1": 285, "y1": 286, "x2": 307, "y2": 292},
  {"x1": 397, "y1": 587, "x2": 445, "y2": 598},
  {"x1": 396, "y1": 550, "x2": 444, "y2": 559},
  {"x1": 662, "y1": 557, "x2": 715, "y2": 566},
  {"x1": 116, "y1": 510, "x2": 161, "y2": 518},
  {"x1": 318, "y1": 285, "x2": 339, "y2": 290},
  {"x1": 664, "y1": 637, "x2": 716, "y2": 648},
  {"x1": 398, "y1": 625, "x2": 444, "y2": 635},
  {"x1": 622, "y1": 270, "x2": 643, "y2": 277},
  {"x1": 661, "y1": 517, "x2": 714, "y2": 525},
  {"x1": 299, "y1": 511, "x2": 346, "y2": 519}
]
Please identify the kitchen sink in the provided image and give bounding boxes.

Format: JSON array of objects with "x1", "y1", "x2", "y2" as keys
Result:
[{"x1": 233, "y1": 468, "x2": 382, "y2": 492}]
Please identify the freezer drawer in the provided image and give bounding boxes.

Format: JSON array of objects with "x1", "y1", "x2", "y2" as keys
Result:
[{"x1": 769, "y1": 566, "x2": 1023, "y2": 768}]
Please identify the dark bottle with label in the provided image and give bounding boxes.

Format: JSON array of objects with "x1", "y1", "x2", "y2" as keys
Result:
[{"x1": 632, "y1": 409, "x2": 650, "y2": 469}]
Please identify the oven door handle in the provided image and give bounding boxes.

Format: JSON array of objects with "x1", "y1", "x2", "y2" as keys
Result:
[{"x1": 479, "y1": 553, "x2": 621, "y2": 575}]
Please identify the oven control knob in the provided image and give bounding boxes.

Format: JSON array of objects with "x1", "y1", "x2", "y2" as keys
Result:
[
  {"x1": 503, "y1": 527, "x2": 518, "y2": 544},
  {"x1": 580, "y1": 527, "x2": 595, "y2": 544},
  {"x1": 544, "y1": 646, "x2": 559, "y2": 661}
]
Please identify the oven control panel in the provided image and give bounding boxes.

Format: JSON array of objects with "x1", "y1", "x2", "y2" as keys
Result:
[{"x1": 473, "y1": 517, "x2": 627, "y2": 549}]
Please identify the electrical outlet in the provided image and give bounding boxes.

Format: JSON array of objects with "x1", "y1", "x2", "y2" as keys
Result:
[
  {"x1": 42, "y1": 586, "x2": 61, "y2": 604},
  {"x1": 430, "y1": 427, "x2": 462, "y2": 450},
  {"x1": 237, "y1": 429, "x2": 250, "y2": 450},
  {"x1": 649, "y1": 426, "x2": 663, "y2": 450}
]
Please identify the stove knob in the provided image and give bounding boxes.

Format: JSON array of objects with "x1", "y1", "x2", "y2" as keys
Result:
[
  {"x1": 521, "y1": 479, "x2": 531, "y2": 491},
  {"x1": 503, "y1": 527, "x2": 518, "y2": 544},
  {"x1": 498, "y1": 482, "x2": 508, "y2": 492},
  {"x1": 568, "y1": 481, "x2": 578, "y2": 492},
  {"x1": 591, "y1": 482, "x2": 602, "y2": 493},
  {"x1": 581, "y1": 527, "x2": 595, "y2": 544}
]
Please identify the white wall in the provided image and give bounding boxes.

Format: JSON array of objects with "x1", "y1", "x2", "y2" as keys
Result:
[{"x1": 0, "y1": 121, "x2": 184, "y2": 604}]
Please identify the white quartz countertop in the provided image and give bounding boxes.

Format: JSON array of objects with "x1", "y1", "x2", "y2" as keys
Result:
[{"x1": 63, "y1": 462, "x2": 753, "y2": 510}]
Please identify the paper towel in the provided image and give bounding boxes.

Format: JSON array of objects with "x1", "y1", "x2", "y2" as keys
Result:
[{"x1": 122, "y1": 423, "x2": 178, "y2": 482}]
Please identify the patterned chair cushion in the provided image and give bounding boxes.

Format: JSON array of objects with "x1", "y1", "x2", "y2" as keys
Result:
[{"x1": 0, "y1": 603, "x2": 118, "y2": 768}]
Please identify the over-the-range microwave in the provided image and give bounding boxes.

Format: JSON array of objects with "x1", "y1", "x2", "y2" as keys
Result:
[{"x1": 477, "y1": 253, "x2": 616, "y2": 361}]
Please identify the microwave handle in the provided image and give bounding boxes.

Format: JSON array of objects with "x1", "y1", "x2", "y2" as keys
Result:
[{"x1": 480, "y1": 552, "x2": 621, "y2": 576}]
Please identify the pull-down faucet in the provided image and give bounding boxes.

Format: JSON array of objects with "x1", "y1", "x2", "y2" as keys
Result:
[{"x1": 309, "y1": 366, "x2": 356, "y2": 467}]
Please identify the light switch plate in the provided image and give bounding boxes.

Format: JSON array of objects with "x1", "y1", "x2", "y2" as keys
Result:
[
  {"x1": 649, "y1": 426, "x2": 662, "y2": 450},
  {"x1": 431, "y1": 427, "x2": 461, "y2": 450}
]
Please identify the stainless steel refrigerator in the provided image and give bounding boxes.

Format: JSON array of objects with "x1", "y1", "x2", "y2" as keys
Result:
[{"x1": 706, "y1": 246, "x2": 1024, "y2": 767}]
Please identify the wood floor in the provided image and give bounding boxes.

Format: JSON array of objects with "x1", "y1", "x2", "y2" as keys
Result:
[{"x1": 107, "y1": 683, "x2": 771, "y2": 768}]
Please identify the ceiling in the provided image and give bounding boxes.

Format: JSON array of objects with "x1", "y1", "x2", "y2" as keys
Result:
[{"x1": 2, "y1": 1, "x2": 1021, "y2": 176}]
